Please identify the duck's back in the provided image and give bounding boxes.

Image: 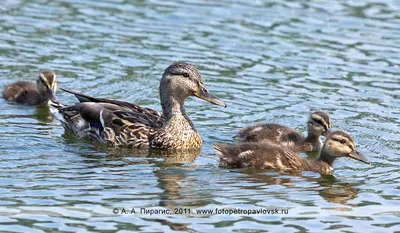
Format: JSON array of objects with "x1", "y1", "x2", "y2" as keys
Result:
[
  {"x1": 235, "y1": 123, "x2": 304, "y2": 147},
  {"x1": 3, "y1": 81, "x2": 41, "y2": 105},
  {"x1": 214, "y1": 142, "x2": 308, "y2": 172}
]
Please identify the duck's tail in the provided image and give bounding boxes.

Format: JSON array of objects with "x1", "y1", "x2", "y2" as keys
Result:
[
  {"x1": 49, "y1": 100, "x2": 88, "y2": 137},
  {"x1": 49, "y1": 100, "x2": 67, "y2": 119},
  {"x1": 214, "y1": 142, "x2": 241, "y2": 167},
  {"x1": 213, "y1": 143, "x2": 229, "y2": 158}
]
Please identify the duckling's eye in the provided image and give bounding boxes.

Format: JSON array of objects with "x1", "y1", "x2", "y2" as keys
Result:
[
  {"x1": 182, "y1": 73, "x2": 190, "y2": 78},
  {"x1": 339, "y1": 139, "x2": 346, "y2": 144},
  {"x1": 313, "y1": 119, "x2": 324, "y2": 126}
]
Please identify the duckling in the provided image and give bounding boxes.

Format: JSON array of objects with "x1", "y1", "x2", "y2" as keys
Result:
[
  {"x1": 51, "y1": 62, "x2": 226, "y2": 150},
  {"x1": 3, "y1": 70, "x2": 57, "y2": 105},
  {"x1": 214, "y1": 131, "x2": 370, "y2": 174},
  {"x1": 234, "y1": 111, "x2": 331, "y2": 151}
]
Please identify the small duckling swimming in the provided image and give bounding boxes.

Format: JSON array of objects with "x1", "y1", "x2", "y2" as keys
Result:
[
  {"x1": 234, "y1": 111, "x2": 331, "y2": 151},
  {"x1": 3, "y1": 70, "x2": 57, "y2": 106},
  {"x1": 214, "y1": 131, "x2": 370, "y2": 174}
]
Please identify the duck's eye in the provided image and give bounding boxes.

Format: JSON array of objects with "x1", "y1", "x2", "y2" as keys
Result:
[
  {"x1": 340, "y1": 139, "x2": 346, "y2": 144},
  {"x1": 182, "y1": 73, "x2": 190, "y2": 78},
  {"x1": 313, "y1": 119, "x2": 324, "y2": 126}
]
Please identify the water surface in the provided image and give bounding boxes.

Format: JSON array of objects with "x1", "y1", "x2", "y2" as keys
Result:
[{"x1": 0, "y1": 0, "x2": 400, "y2": 232}]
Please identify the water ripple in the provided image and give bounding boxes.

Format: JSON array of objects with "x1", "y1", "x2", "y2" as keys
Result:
[{"x1": 1, "y1": 0, "x2": 400, "y2": 232}]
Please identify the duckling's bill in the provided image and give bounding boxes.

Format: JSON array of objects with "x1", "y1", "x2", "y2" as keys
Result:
[
  {"x1": 46, "y1": 88, "x2": 57, "y2": 102},
  {"x1": 322, "y1": 128, "x2": 331, "y2": 137},
  {"x1": 349, "y1": 150, "x2": 370, "y2": 164},
  {"x1": 194, "y1": 86, "x2": 226, "y2": 107}
]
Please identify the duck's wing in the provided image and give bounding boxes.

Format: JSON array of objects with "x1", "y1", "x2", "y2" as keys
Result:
[
  {"x1": 50, "y1": 101, "x2": 124, "y2": 137},
  {"x1": 234, "y1": 123, "x2": 304, "y2": 146},
  {"x1": 214, "y1": 142, "x2": 305, "y2": 172},
  {"x1": 214, "y1": 142, "x2": 267, "y2": 168},
  {"x1": 51, "y1": 100, "x2": 163, "y2": 148},
  {"x1": 99, "y1": 108, "x2": 160, "y2": 148},
  {"x1": 15, "y1": 89, "x2": 41, "y2": 105},
  {"x1": 52, "y1": 88, "x2": 165, "y2": 148},
  {"x1": 60, "y1": 88, "x2": 164, "y2": 127}
]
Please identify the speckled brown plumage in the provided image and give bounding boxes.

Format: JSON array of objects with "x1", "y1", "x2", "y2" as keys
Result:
[
  {"x1": 51, "y1": 62, "x2": 225, "y2": 150},
  {"x1": 234, "y1": 111, "x2": 331, "y2": 152},
  {"x1": 215, "y1": 131, "x2": 370, "y2": 174},
  {"x1": 3, "y1": 70, "x2": 57, "y2": 106}
]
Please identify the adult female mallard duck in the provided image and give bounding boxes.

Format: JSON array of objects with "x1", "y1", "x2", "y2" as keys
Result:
[
  {"x1": 234, "y1": 111, "x2": 331, "y2": 151},
  {"x1": 3, "y1": 70, "x2": 57, "y2": 105},
  {"x1": 214, "y1": 131, "x2": 370, "y2": 174},
  {"x1": 51, "y1": 62, "x2": 226, "y2": 150}
]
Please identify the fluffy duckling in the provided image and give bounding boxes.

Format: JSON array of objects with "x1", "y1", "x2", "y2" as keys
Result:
[
  {"x1": 215, "y1": 131, "x2": 370, "y2": 174},
  {"x1": 3, "y1": 70, "x2": 57, "y2": 105},
  {"x1": 234, "y1": 111, "x2": 331, "y2": 151}
]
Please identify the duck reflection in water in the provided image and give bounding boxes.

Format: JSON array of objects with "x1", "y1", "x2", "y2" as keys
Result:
[
  {"x1": 79, "y1": 146, "x2": 202, "y2": 165},
  {"x1": 235, "y1": 169, "x2": 361, "y2": 205},
  {"x1": 34, "y1": 105, "x2": 56, "y2": 123}
]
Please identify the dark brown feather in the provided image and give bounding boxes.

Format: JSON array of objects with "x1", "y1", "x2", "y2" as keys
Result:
[
  {"x1": 3, "y1": 81, "x2": 42, "y2": 105},
  {"x1": 235, "y1": 123, "x2": 304, "y2": 148},
  {"x1": 61, "y1": 88, "x2": 164, "y2": 126}
]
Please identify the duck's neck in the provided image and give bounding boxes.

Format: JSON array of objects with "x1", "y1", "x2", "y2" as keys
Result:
[
  {"x1": 304, "y1": 150, "x2": 336, "y2": 174},
  {"x1": 304, "y1": 159, "x2": 334, "y2": 174},
  {"x1": 160, "y1": 95, "x2": 198, "y2": 133},
  {"x1": 304, "y1": 133, "x2": 322, "y2": 151},
  {"x1": 152, "y1": 95, "x2": 201, "y2": 149},
  {"x1": 161, "y1": 96, "x2": 187, "y2": 121},
  {"x1": 317, "y1": 150, "x2": 337, "y2": 167}
]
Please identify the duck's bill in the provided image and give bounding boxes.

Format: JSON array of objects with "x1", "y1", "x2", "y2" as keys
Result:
[
  {"x1": 46, "y1": 88, "x2": 57, "y2": 102},
  {"x1": 322, "y1": 128, "x2": 331, "y2": 137},
  {"x1": 349, "y1": 150, "x2": 370, "y2": 164},
  {"x1": 194, "y1": 86, "x2": 226, "y2": 108}
]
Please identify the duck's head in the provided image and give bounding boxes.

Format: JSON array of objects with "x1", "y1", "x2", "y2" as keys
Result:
[
  {"x1": 36, "y1": 70, "x2": 57, "y2": 102},
  {"x1": 307, "y1": 111, "x2": 331, "y2": 137},
  {"x1": 321, "y1": 131, "x2": 370, "y2": 165},
  {"x1": 160, "y1": 62, "x2": 226, "y2": 110}
]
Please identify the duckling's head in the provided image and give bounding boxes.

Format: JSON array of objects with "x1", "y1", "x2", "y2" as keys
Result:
[
  {"x1": 160, "y1": 62, "x2": 226, "y2": 113},
  {"x1": 321, "y1": 131, "x2": 370, "y2": 165},
  {"x1": 307, "y1": 111, "x2": 331, "y2": 137},
  {"x1": 36, "y1": 70, "x2": 57, "y2": 101}
]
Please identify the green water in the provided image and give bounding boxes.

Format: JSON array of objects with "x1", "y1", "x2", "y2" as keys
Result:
[{"x1": 0, "y1": 0, "x2": 399, "y2": 232}]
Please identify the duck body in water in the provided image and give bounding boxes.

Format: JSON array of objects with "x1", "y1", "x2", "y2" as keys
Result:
[{"x1": 3, "y1": 70, "x2": 57, "y2": 106}]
